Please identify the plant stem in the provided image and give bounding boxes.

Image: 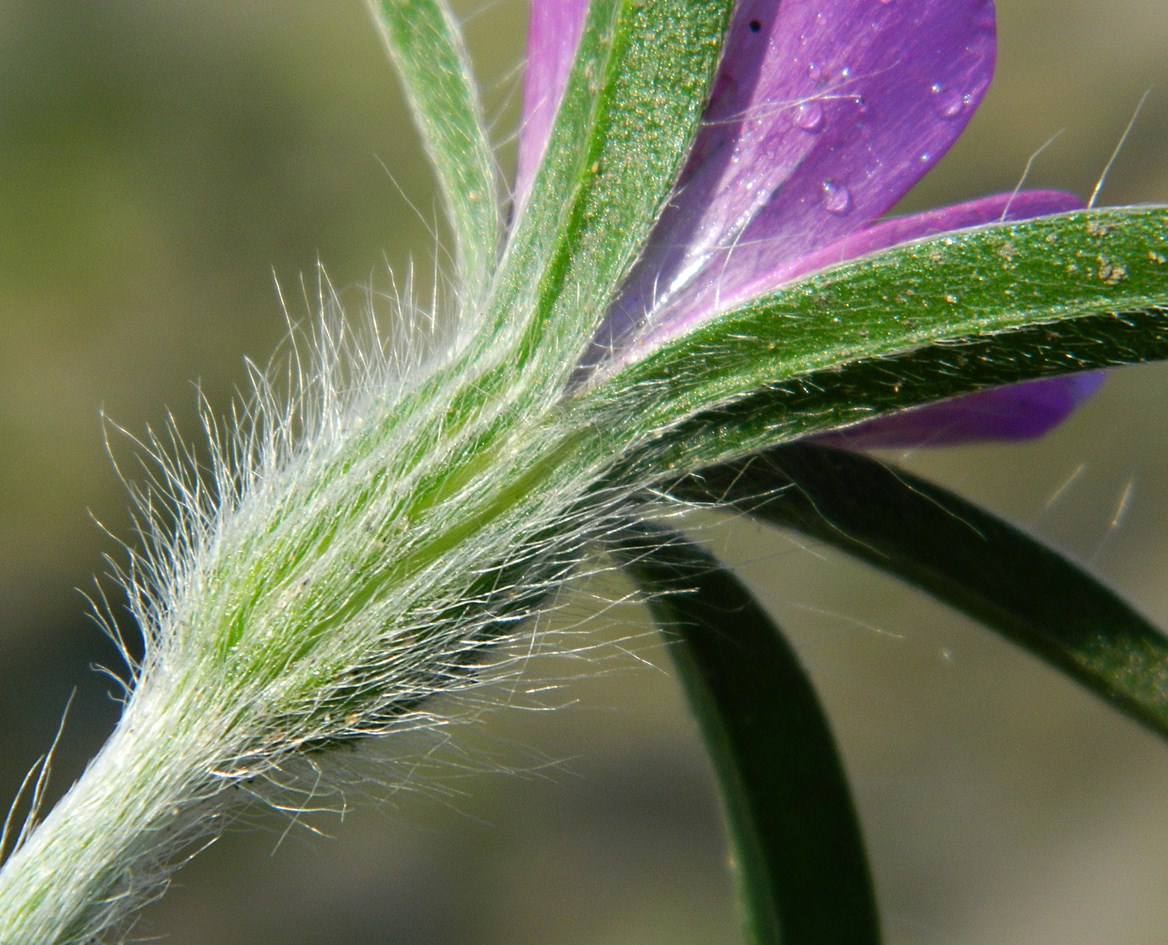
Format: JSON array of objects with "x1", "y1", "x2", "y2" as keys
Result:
[{"x1": 0, "y1": 675, "x2": 230, "y2": 945}]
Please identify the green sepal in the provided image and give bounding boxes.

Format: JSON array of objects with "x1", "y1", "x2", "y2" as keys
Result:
[
  {"x1": 676, "y1": 443, "x2": 1168, "y2": 742},
  {"x1": 609, "y1": 525, "x2": 880, "y2": 945},
  {"x1": 578, "y1": 208, "x2": 1168, "y2": 474},
  {"x1": 488, "y1": 0, "x2": 736, "y2": 371},
  {"x1": 367, "y1": 0, "x2": 499, "y2": 294}
]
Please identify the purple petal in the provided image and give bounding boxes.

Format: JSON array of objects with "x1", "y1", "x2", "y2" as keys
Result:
[
  {"x1": 817, "y1": 373, "x2": 1105, "y2": 448},
  {"x1": 607, "y1": 0, "x2": 997, "y2": 343},
  {"x1": 515, "y1": 0, "x2": 588, "y2": 209}
]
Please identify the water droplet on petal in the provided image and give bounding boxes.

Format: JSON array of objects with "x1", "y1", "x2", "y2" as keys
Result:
[
  {"x1": 791, "y1": 101, "x2": 824, "y2": 132},
  {"x1": 930, "y1": 83, "x2": 967, "y2": 120},
  {"x1": 821, "y1": 179, "x2": 852, "y2": 215},
  {"x1": 807, "y1": 60, "x2": 823, "y2": 84}
]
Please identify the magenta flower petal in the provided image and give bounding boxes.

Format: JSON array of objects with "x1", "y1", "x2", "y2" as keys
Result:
[
  {"x1": 817, "y1": 373, "x2": 1106, "y2": 448},
  {"x1": 515, "y1": 0, "x2": 588, "y2": 209},
  {"x1": 607, "y1": 0, "x2": 996, "y2": 342}
]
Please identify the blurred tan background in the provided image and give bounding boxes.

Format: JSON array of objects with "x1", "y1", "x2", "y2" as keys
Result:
[{"x1": 2, "y1": 1, "x2": 1168, "y2": 942}]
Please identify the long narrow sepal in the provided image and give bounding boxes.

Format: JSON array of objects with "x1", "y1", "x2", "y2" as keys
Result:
[
  {"x1": 489, "y1": 0, "x2": 736, "y2": 372},
  {"x1": 677, "y1": 443, "x2": 1168, "y2": 742},
  {"x1": 579, "y1": 208, "x2": 1168, "y2": 474},
  {"x1": 610, "y1": 525, "x2": 880, "y2": 945},
  {"x1": 367, "y1": 0, "x2": 500, "y2": 295}
]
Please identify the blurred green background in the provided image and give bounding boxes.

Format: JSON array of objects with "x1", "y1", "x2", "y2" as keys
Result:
[{"x1": 2, "y1": 1, "x2": 1168, "y2": 942}]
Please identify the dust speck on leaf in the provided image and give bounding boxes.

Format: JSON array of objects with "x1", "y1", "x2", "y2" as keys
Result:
[
  {"x1": 1097, "y1": 257, "x2": 1128, "y2": 285},
  {"x1": 1086, "y1": 219, "x2": 1115, "y2": 238}
]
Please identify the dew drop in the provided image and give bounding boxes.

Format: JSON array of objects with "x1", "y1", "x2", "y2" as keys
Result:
[
  {"x1": 930, "y1": 82, "x2": 967, "y2": 119},
  {"x1": 791, "y1": 100, "x2": 825, "y2": 132},
  {"x1": 807, "y1": 60, "x2": 823, "y2": 84},
  {"x1": 821, "y1": 179, "x2": 852, "y2": 215}
]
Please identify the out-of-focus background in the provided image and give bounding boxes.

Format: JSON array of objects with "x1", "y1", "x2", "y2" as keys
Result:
[{"x1": 2, "y1": 2, "x2": 1168, "y2": 942}]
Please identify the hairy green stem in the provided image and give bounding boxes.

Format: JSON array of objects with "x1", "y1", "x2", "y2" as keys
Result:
[
  {"x1": 0, "y1": 677, "x2": 237, "y2": 945},
  {"x1": 0, "y1": 365, "x2": 623, "y2": 943}
]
